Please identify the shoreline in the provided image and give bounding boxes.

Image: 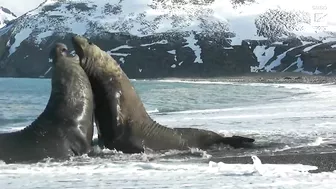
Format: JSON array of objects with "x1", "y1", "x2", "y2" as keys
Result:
[
  {"x1": 155, "y1": 73, "x2": 336, "y2": 84},
  {"x1": 2, "y1": 73, "x2": 336, "y2": 84}
]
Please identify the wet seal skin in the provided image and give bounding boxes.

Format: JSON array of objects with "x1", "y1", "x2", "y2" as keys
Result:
[
  {"x1": 0, "y1": 43, "x2": 94, "y2": 163},
  {"x1": 72, "y1": 35, "x2": 255, "y2": 153}
]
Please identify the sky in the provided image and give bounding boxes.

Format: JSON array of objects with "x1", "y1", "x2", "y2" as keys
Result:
[{"x1": 0, "y1": 0, "x2": 45, "y2": 16}]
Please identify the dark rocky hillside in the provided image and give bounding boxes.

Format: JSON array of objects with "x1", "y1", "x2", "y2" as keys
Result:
[{"x1": 0, "y1": 0, "x2": 335, "y2": 78}]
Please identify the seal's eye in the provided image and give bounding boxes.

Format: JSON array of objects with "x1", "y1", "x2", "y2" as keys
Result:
[
  {"x1": 88, "y1": 41, "x2": 93, "y2": 45},
  {"x1": 61, "y1": 48, "x2": 67, "y2": 52}
]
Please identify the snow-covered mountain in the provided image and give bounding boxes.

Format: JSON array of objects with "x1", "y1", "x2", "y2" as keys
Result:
[
  {"x1": 0, "y1": 6, "x2": 16, "y2": 28},
  {"x1": 0, "y1": 0, "x2": 335, "y2": 78}
]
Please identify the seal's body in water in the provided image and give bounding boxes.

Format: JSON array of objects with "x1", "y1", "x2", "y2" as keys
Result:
[
  {"x1": 0, "y1": 43, "x2": 94, "y2": 163},
  {"x1": 72, "y1": 36, "x2": 254, "y2": 153}
]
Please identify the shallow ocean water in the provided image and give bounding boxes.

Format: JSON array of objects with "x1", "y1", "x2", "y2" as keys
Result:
[{"x1": 1, "y1": 78, "x2": 336, "y2": 188}]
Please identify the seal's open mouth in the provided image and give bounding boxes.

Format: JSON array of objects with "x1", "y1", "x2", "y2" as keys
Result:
[{"x1": 71, "y1": 36, "x2": 85, "y2": 60}]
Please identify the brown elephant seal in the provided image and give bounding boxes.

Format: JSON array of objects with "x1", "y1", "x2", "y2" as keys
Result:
[
  {"x1": 0, "y1": 43, "x2": 94, "y2": 163},
  {"x1": 71, "y1": 35, "x2": 254, "y2": 153}
]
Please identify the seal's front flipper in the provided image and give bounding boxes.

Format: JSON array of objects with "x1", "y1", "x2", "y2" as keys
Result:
[{"x1": 219, "y1": 136, "x2": 255, "y2": 148}]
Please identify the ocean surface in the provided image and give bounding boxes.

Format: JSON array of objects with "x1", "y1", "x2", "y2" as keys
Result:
[{"x1": 1, "y1": 78, "x2": 336, "y2": 188}]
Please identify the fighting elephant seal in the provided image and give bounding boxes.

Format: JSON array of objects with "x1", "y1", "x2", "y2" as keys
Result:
[
  {"x1": 0, "y1": 43, "x2": 94, "y2": 163},
  {"x1": 71, "y1": 35, "x2": 254, "y2": 153}
]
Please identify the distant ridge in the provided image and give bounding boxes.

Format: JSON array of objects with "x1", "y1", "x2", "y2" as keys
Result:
[
  {"x1": 0, "y1": 6, "x2": 17, "y2": 28},
  {"x1": 0, "y1": 0, "x2": 335, "y2": 78}
]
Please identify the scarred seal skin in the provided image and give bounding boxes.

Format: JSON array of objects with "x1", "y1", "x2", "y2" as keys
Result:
[
  {"x1": 0, "y1": 43, "x2": 94, "y2": 163},
  {"x1": 72, "y1": 35, "x2": 255, "y2": 153}
]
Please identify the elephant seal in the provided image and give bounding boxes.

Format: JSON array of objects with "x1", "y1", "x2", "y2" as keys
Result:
[
  {"x1": 71, "y1": 35, "x2": 254, "y2": 153},
  {"x1": 0, "y1": 43, "x2": 94, "y2": 163}
]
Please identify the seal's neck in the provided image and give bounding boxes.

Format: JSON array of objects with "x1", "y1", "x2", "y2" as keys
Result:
[{"x1": 81, "y1": 57, "x2": 97, "y2": 77}]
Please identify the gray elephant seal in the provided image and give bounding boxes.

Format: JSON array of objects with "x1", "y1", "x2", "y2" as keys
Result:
[
  {"x1": 0, "y1": 43, "x2": 94, "y2": 163},
  {"x1": 71, "y1": 35, "x2": 254, "y2": 153}
]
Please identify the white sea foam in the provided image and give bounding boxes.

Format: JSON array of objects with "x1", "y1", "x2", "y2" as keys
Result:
[
  {"x1": 156, "y1": 79, "x2": 236, "y2": 85},
  {"x1": 308, "y1": 137, "x2": 325, "y2": 147},
  {"x1": 152, "y1": 79, "x2": 333, "y2": 91},
  {"x1": 1, "y1": 154, "x2": 331, "y2": 189},
  {"x1": 158, "y1": 110, "x2": 336, "y2": 122},
  {"x1": 0, "y1": 155, "x2": 319, "y2": 176},
  {"x1": 147, "y1": 108, "x2": 159, "y2": 113},
  {"x1": 273, "y1": 137, "x2": 326, "y2": 152}
]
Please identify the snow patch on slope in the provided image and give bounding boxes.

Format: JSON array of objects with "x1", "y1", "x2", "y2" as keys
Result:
[
  {"x1": 43, "y1": 66, "x2": 52, "y2": 76},
  {"x1": 253, "y1": 46, "x2": 276, "y2": 69},
  {"x1": 110, "y1": 45, "x2": 134, "y2": 51},
  {"x1": 167, "y1": 50, "x2": 175, "y2": 54},
  {"x1": 294, "y1": 57, "x2": 314, "y2": 75},
  {"x1": 119, "y1": 57, "x2": 125, "y2": 64},
  {"x1": 8, "y1": 28, "x2": 33, "y2": 56},
  {"x1": 35, "y1": 31, "x2": 54, "y2": 44},
  {"x1": 184, "y1": 33, "x2": 203, "y2": 63},
  {"x1": 264, "y1": 47, "x2": 298, "y2": 72},
  {"x1": 140, "y1": 40, "x2": 168, "y2": 47},
  {"x1": 108, "y1": 52, "x2": 131, "y2": 57},
  {"x1": 303, "y1": 43, "x2": 322, "y2": 52},
  {"x1": 168, "y1": 50, "x2": 177, "y2": 61}
]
